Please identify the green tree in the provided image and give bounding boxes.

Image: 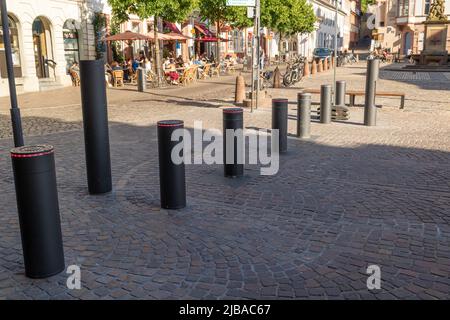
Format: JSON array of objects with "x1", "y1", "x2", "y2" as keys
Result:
[
  {"x1": 361, "y1": 0, "x2": 377, "y2": 13},
  {"x1": 108, "y1": 0, "x2": 196, "y2": 86},
  {"x1": 261, "y1": 0, "x2": 315, "y2": 54},
  {"x1": 199, "y1": 0, "x2": 315, "y2": 60},
  {"x1": 199, "y1": 0, "x2": 233, "y2": 62}
]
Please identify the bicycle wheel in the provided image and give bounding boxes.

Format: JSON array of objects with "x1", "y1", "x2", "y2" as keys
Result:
[{"x1": 283, "y1": 73, "x2": 293, "y2": 87}]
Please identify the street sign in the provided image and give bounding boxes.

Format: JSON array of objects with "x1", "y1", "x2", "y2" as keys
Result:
[
  {"x1": 247, "y1": 6, "x2": 254, "y2": 18},
  {"x1": 226, "y1": 0, "x2": 256, "y2": 6}
]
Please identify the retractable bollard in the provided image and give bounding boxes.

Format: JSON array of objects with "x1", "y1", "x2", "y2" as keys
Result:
[
  {"x1": 79, "y1": 60, "x2": 112, "y2": 194},
  {"x1": 137, "y1": 67, "x2": 146, "y2": 92},
  {"x1": 364, "y1": 58, "x2": 379, "y2": 126},
  {"x1": 11, "y1": 145, "x2": 65, "y2": 278},
  {"x1": 272, "y1": 99, "x2": 288, "y2": 153},
  {"x1": 157, "y1": 120, "x2": 186, "y2": 209},
  {"x1": 335, "y1": 80, "x2": 346, "y2": 107},
  {"x1": 297, "y1": 93, "x2": 312, "y2": 139},
  {"x1": 320, "y1": 84, "x2": 332, "y2": 124},
  {"x1": 223, "y1": 108, "x2": 244, "y2": 178}
]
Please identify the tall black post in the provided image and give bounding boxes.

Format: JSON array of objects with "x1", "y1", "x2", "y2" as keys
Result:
[
  {"x1": 79, "y1": 60, "x2": 112, "y2": 194},
  {"x1": 320, "y1": 84, "x2": 332, "y2": 124},
  {"x1": 11, "y1": 145, "x2": 65, "y2": 278},
  {"x1": 223, "y1": 108, "x2": 244, "y2": 178},
  {"x1": 297, "y1": 93, "x2": 311, "y2": 139},
  {"x1": 157, "y1": 120, "x2": 186, "y2": 209},
  {"x1": 1, "y1": 0, "x2": 24, "y2": 147},
  {"x1": 364, "y1": 58, "x2": 379, "y2": 126},
  {"x1": 272, "y1": 99, "x2": 288, "y2": 153}
]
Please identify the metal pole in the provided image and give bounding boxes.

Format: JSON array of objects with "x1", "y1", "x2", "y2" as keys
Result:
[
  {"x1": 137, "y1": 67, "x2": 146, "y2": 92},
  {"x1": 255, "y1": 0, "x2": 260, "y2": 110},
  {"x1": 11, "y1": 145, "x2": 65, "y2": 278},
  {"x1": 320, "y1": 84, "x2": 332, "y2": 124},
  {"x1": 157, "y1": 120, "x2": 186, "y2": 209},
  {"x1": 79, "y1": 60, "x2": 112, "y2": 194},
  {"x1": 335, "y1": 80, "x2": 346, "y2": 107},
  {"x1": 297, "y1": 92, "x2": 311, "y2": 139},
  {"x1": 223, "y1": 108, "x2": 244, "y2": 178},
  {"x1": 1, "y1": 0, "x2": 24, "y2": 147},
  {"x1": 364, "y1": 58, "x2": 379, "y2": 126},
  {"x1": 272, "y1": 99, "x2": 288, "y2": 153},
  {"x1": 332, "y1": 0, "x2": 338, "y2": 108}
]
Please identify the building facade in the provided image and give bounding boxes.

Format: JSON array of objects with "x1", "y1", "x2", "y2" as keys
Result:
[
  {"x1": 369, "y1": 0, "x2": 450, "y2": 55},
  {"x1": 0, "y1": 0, "x2": 92, "y2": 96}
]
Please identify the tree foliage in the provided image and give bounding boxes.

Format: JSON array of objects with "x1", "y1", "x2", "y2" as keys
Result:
[
  {"x1": 261, "y1": 0, "x2": 315, "y2": 36},
  {"x1": 199, "y1": 0, "x2": 315, "y2": 34},
  {"x1": 108, "y1": 0, "x2": 197, "y2": 23},
  {"x1": 361, "y1": 0, "x2": 377, "y2": 13}
]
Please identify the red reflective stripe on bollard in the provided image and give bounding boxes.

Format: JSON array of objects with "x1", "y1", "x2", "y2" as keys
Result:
[{"x1": 11, "y1": 151, "x2": 54, "y2": 158}]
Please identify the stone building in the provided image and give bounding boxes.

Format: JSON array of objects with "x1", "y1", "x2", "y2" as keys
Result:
[
  {"x1": 0, "y1": 0, "x2": 91, "y2": 96},
  {"x1": 369, "y1": 0, "x2": 450, "y2": 56}
]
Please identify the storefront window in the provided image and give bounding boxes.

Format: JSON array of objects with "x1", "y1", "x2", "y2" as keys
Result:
[
  {"x1": 0, "y1": 15, "x2": 22, "y2": 78},
  {"x1": 63, "y1": 20, "x2": 79, "y2": 74}
]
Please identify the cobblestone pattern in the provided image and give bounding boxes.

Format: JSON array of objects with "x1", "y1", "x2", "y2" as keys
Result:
[
  {"x1": 0, "y1": 112, "x2": 450, "y2": 299},
  {"x1": 0, "y1": 62, "x2": 449, "y2": 300}
]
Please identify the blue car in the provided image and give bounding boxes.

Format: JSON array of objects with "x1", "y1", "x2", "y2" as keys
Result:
[{"x1": 313, "y1": 47, "x2": 332, "y2": 61}]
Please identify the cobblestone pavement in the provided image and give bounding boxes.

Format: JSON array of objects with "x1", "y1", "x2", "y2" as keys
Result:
[{"x1": 0, "y1": 62, "x2": 449, "y2": 299}]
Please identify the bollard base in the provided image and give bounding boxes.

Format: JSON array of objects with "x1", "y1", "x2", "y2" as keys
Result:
[
  {"x1": 162, "y1": 204, "x2": 186, "y2": 210},
  {"x1": 26, "y1": 266, "x2": 65, "y2": 279}
]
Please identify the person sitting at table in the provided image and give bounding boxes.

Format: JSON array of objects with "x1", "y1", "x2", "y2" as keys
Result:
[
  {"x1": 122, "y1": 59, "x2": 132, "y2": 81},
  {"x1": 132, "y1": 58, "x2": 140, "y2": 72},
  {"x1": 175, "y1": 55, "x2": 185, "y2": 68},
  {"x1": 138, "y1": 51, "x2": 146, "y2": 66},
  {"x1": 163, "y1": 57, "x2": 171, "y2": 70},
  {"x1": 110, "y1": 61, "x2": 122, "y2": 72},
  {"x1": 165, "y1": 58, "x2": 179, "y2": 85},
  {"x1": 144, "y1": 58, "x2": 152, "y2": 71}
]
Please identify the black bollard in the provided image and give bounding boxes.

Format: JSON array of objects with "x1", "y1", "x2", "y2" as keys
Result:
[
  {"x1": 320, "y1": 84, "x2": 332, "y2": 124},
  {"x1": 297, "y1": 93, "x2": 312, "y2": 139},
  {"x1": 223, "y1": 108, "x2": 244, "y2": 178},
  {"x1": 79, "y1": 60, "x2": 112, "y2": 194},
  {"x1": 11, "y1": 145, "x2": 65, "y2": 278},
  {"x1": 335, "y1": 80, "x2": 346, "y2": 107},
  {"x1": 272, "y1": 99, "x2": 288, "y2": 153},
  {"x1": 137, "y1": 67, "x2": 146, "y2": 92},
  {"x1": 364, "y1": 58, "x2": 379, "y2": 126},
  {"x1": 157, "y1": 120, "x2": 186, "y2": 209}
]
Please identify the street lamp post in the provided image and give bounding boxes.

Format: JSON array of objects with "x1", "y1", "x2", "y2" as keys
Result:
[
  {"x1": 1, "y1": 0, "x2": 24, "y2": 147},
  {"x1": 332, "y1": 0, "x2": 339, "y2": 108}
]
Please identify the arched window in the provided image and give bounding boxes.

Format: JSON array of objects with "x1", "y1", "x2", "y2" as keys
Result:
[
  {"x1": 63, "y1": 19, "x2": 80, "y2": 73},
  {"x1": 0, "y1": 15, "x2": 22, "y2": 78}
]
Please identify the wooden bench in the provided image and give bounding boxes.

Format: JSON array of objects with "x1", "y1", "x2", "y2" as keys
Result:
[
  {"x1": 347, "y1": 90, "x2": 405, "y2": 109},
  {"x1": 303, "y1": 88, "x2": 406, "y2": 109}
]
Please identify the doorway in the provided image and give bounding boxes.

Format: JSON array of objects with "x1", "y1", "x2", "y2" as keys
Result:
[
  {"x1": 403, "y1": 32, "x2": 412, "y2": 55},
  {"x1": 32, "y1": 17, "x2": 54, "y2": 78}
]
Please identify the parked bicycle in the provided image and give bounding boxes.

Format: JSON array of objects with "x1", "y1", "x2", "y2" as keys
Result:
[
  {"x1": 283, "y1": 56, "x2": 306, "y2": 87},
  {"x1": 260, "y1": 70, "x2": 274, "y2": 89}
]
